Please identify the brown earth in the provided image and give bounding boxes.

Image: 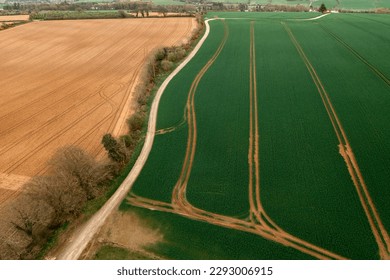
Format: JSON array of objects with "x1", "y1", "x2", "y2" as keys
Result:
[
  {"x1": 0, "y1": 15, "x2": 29, "y2": 22},
  {"x1": 0, "y1": 17, "x2": 195, "y2": 203},
  {"x1": 77, "y1": 211, "x2": 163, "y2": 260}
]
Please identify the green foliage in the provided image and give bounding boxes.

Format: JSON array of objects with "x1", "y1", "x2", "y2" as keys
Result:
[
  {"x1": 127, "y1": 113, "x2": 144, "y2": 133},
  {"x1": 101, "y1": 133, "x2": 128, "y2": 164},
  {"x1": 319, "y1": 3, "x2": 328, "y2": 13},
  {"x1": 30, "y1": 10, "x2": 123, "y2": 20},
  {"x1": 155, "y1": 49, "x2": 166, "y2": 61},
  {"x1": 118, "y1": 10, "x2": 128, "y2": 18}
]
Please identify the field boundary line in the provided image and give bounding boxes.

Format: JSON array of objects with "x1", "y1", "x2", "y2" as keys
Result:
[
  {"x1": 283, "y1": 21, "x2": 390, "y2": 259},
  {"x1": 55, "y1": 19, "x2": 215, "y2": 260}
]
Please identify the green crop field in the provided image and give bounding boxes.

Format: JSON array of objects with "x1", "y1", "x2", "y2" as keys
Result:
[
  {"x1": 124, "y1": 12, "x2": 390, "y2": 260},
  {"x1": 206, "y1": 11, "x2": 321, "y2": 19},
  {"x1": 206, "y1": 0, "x2": 390, "y2": 10}
]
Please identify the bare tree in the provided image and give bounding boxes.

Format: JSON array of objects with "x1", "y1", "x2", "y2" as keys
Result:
[
  {"x1": 26, "y1": 175, "x2": 87, "y2": 227},
  {"x1": 48, "y1": 146, "x2": 112, "y2": 200},
  {"x1": 9, "y1": 195, "x2": 54, "y2": 258},
  {"x1": 157, "y1": 5, "x2": 168, "y2": 17}
]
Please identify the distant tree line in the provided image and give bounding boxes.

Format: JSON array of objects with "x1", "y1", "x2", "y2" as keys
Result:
[
  {"x1": 3, "y1": 1, "x2": 388, "y2": 16},
  {"x1": 3, "y1": 1, "x2": 197, "y2": 19}
]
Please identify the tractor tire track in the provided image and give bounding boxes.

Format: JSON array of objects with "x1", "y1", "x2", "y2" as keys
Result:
[
  {"x1": 0, "y1": 22, "x2": 143, "y2": 111},
  {"x1": 283, "y1": 21, "x2": 390, "y2": 259},
  {"x1": 319, "y1": 24, "x2": 390, "y2": 88},
  {"x1": 248, "y1": 21, "x2": 343, "y2": 260},
  {"x1": 130, "y1": 19, "x2": 345, "y2": 260},
  {"x1": 171, "y1": 19, "x2": 229, "y2": 208}
]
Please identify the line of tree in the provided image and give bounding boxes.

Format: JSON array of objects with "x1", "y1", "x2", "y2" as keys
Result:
[
  {"x1": 100, "y1": 43, "x2": 201, "y2": 164},
  {"x1": 4, "y1": 1, "x2": 198, "y2": 18},
  {"x1": 0, "y1": 147, "x2": 114, "y2": 259},
  {"x1": 100, "y1": 15, "x2": 205, "y2": 174}
]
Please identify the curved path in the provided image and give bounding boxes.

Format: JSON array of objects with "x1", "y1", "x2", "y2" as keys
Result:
[{"x1": 56, "y1": 19, "x2": 214, "y2": 260}]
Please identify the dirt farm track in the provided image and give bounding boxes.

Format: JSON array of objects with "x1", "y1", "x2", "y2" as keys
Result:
[{"x1": 0, "y1": 17, "x2": 196, "y2": 206}]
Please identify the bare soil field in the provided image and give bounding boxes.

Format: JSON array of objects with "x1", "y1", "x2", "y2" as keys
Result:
[
  {"x1": 0, "y1": 17, "x2": 196, "y2": 203},
  {"x1": 0, "y1": 15, "x2": 30, "y2": 21},
  {"x1": 80, "y1": 211, "x2": 163, "y2": 260}
]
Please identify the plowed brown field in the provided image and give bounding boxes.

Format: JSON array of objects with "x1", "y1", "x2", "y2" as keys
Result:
[
  {"x1": 0, "y1": 15, "x2": 30, "y2": 22},
  {"x1": 0, "y1": 17, "x2": 196, "y2": 201}
]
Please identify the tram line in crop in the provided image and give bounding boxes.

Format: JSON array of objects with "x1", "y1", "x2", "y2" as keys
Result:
[{"x1": 283, "y1": 21, "x2": 390, "y2": 259}]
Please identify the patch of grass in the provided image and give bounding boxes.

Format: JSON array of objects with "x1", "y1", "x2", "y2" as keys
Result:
[
  {"x1": 36, "y1": 222, "x2": 69, "y2": 259},
  {"x1": 82, "y1": 136, "x2": 146, "y2": 219}
]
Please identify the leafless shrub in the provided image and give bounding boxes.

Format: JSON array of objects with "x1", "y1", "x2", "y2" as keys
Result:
[
  {"x1": 175, "y1": 47, "x2": 186, "y2": 60},
  {"x1": 167, "y1": 52, "x2": 177, "y2": 62},
  {"x1": 48, "y1": 146, "x2": 112, "y2": 200},
  {"x1": 8, "y1": 194, "x2": 54, "y2": 258},
  {"x1": 161, "y1": 59, "x2": 173, "y2": 71},
  {"x1": 26, "y1": 175, "x2": 87, "y2": 227}
]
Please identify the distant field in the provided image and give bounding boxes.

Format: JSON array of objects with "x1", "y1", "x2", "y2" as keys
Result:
[
  {"x1": 206, "y1": 11, "x2": 321, "y2": 19},
  {"x1": 126, "y1": 12, "x2": 390, "y2": 259},
  {"x1": 0, "y1": 15, "x2": 29, "y2": 21},
  {"x1": 0, "y1": 17, "x2": 195, "y2": 206},
  {"x1": 152, "y1": 0, "x2": 186, "y2": 5},
  {"x1": 200, "y1": 0, "x2": 390, "y2": 10},
  {"x1": 74, "y1": 0, "x2": 186, "y2": 4}
]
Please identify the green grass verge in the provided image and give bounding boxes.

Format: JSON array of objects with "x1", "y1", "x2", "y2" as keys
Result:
[{"x1": 37, "y1": 222, "x2": 69, "y2": 259}]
